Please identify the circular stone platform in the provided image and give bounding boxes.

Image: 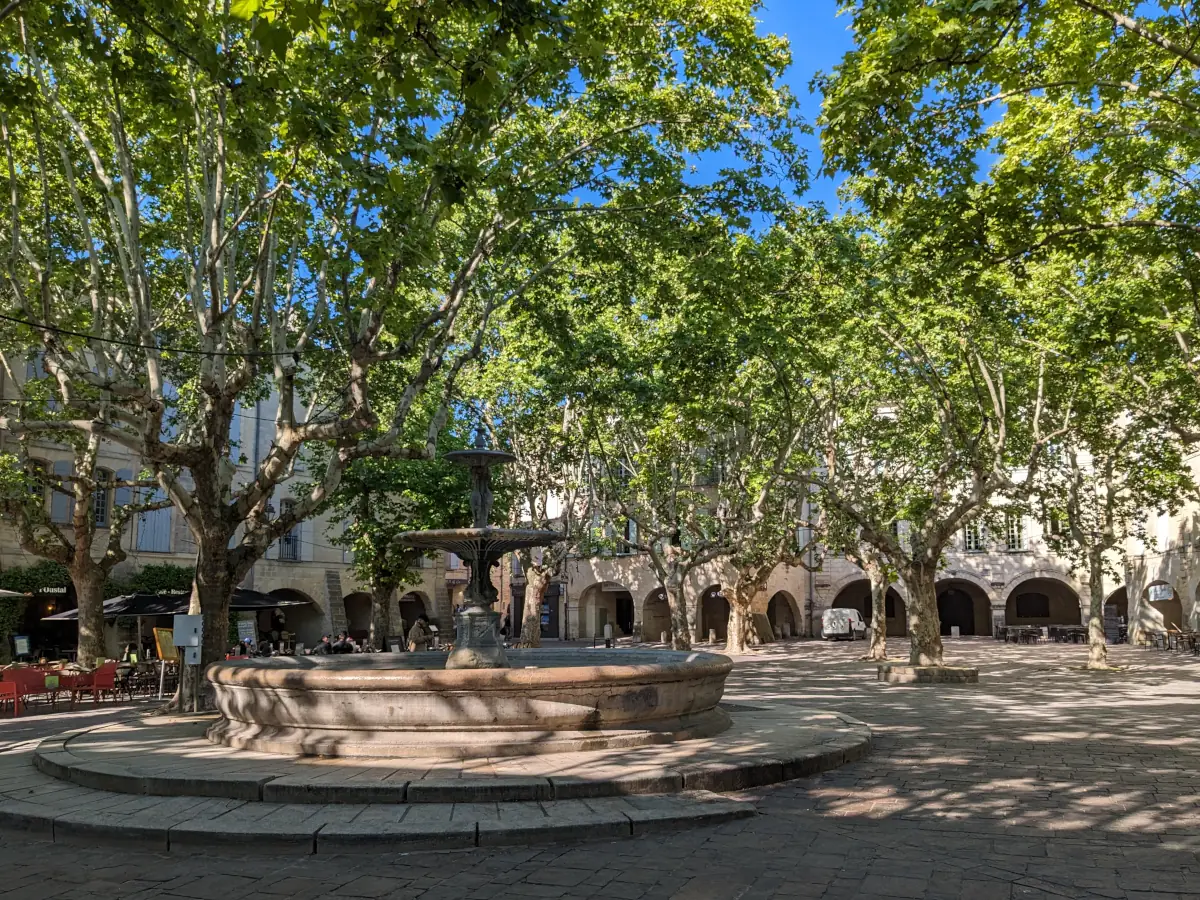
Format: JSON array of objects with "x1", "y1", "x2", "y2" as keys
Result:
[
  {"x1": 34, "y1": 703, "x2": 870, "y2": 803},
  {"x1": 207, "y1": 649, "x2": 733, "y2": 758}
]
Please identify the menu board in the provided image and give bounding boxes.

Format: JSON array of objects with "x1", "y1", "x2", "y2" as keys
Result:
[
  {"x1": 154, "y1": 628, "x2": 178, "y2": 661},
  {"x1": 236, "y1": 619, "x2": 257, "y2": 644}
]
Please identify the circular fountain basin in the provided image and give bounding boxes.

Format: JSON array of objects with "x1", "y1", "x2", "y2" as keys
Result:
[{"x1": 206, "y1": 649, "x2": 733, "y2": 758}]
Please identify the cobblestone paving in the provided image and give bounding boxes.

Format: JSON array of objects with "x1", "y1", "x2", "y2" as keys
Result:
[{"x1": 2, "y1": 639, "x2": 1199, "y2": 899}]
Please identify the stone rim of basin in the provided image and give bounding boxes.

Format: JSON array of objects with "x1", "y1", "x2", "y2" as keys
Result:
[{"x1": 207, "y1": 648, "x2": 733, "y2": 689}]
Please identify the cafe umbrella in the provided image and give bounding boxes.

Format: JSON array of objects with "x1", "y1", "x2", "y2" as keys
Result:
[{"x1": 43, "y1": 588, "x2": 313, "y2": 656}]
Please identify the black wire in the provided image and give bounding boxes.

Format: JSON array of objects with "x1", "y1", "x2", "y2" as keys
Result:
[{"x1": 0, "y1": 311, "x2": 315, "y2": 359}]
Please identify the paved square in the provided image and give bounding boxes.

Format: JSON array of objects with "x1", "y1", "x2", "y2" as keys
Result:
[{"x1": 3, "y1": 640, "x2": 1200, "y2": 899}]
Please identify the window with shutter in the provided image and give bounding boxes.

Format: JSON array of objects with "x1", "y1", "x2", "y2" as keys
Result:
[
  {"x1": 1005, "y1": 513, "x2": 1026, "y2": 551},
  {"x1": 136, "y1": 488, "x2": 172, "y2": 552},
  {"x1": 93, "y1": 469, "x2": 112, "y2": 527},
  {"x1": 50, "y1": 460, "x2": 74, "y2": 523},
  {"x1": 279, "y1": 499, "x2": 301, "y2": 561},
  {"x1": 113, "y1": 468, "x2": 133, "y2": 508},
  {"x1": 963, "y1": 521, "x2": 985, "y2": 552},
  {"x1": 26, "y1": 460, "x2": 48, "y2": 504}
]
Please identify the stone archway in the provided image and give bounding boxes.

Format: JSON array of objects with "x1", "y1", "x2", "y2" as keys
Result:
[
  {"x1": 642, "y1": 588, "x2": 671, "y2": 643},
  {"x1": 1005, "y1": 577, "x2": 1082, "y2": 626},
  {"x1": 935, "y1": 579, "x2": 992, "y2": 636},
  {"x1": 1105, "y1": 586, "x2": 1129, "y2": 622},
  {"x1": 397, "y1": 591, "x2": 430, "y2": 634},
  {"x1": 1142, "y1": 581, "x2": 1184, "y2": 630},
  {"x1": 766, "y1": 591, "x2": 798, "y2": 638},
  {"x1": 698, "y1": 585, "x2": 729, "y2": 642},
  {"x1": 342, "y1": 592, "x2": 372, "y2": 641},
  {"x1": 579, "y1": 582, "x2": 635, "y2": 639},
  {"x1": 267, "y1": 588, "x2": 325, "y2": 647},
  {"x1": 831, "y1": 580, "x2": 907, "y2": 636}
]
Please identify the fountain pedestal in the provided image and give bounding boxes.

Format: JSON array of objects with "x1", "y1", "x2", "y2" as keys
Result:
[{"x1": 448, "y1": 608, "x2": 508, "y2": 669}]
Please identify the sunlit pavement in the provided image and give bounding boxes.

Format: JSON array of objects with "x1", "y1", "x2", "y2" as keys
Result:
[{"x1": 2, "y1": 639, "x2": 1199, "y2": 899}]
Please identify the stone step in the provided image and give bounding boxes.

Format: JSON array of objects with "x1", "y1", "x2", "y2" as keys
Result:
[
  {"x1": 31, "y1": 706, "x2": 873, "y2": 805},
  {"x1": 0, "y1": 779, "x2": 754, "y2": 852}
]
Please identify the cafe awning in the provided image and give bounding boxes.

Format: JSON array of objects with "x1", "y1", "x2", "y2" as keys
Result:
[{"x1": 42, "y1": 587, "x2": 310, "y2": 621}]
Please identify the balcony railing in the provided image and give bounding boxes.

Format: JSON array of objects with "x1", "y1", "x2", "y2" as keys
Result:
[{"x1": 279, "y1": 531, "x2": 301, "y2": 561}]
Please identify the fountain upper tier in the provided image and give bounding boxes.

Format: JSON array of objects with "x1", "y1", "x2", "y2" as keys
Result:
[
  {"x1": 395, "y1": 526, "x2": 561, "y2": 556},
  {"x1": 395, "y1": 440, "x2": 560, "y2": 668}
]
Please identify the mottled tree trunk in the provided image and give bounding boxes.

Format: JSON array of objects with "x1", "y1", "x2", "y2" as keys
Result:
[
  {"x1": 1086, "y1": 550, "x2": 1109, "y2": 669},
  {"x1": 369, "y1": 583, "x2": 393, "y2": 650},
  {"x1": 665, "y1": 582, "x2": 692, "y2": 651},
  {"x1": 518, "y1": 565, "x2": 549, "y2": 648},
  {"x1": 73, "y1": 565, "x2": 107, "y2": 668},
  {"x1": 863, "y1": 561, "x2": 888, "y2": 662},
  {"x1": 169, "y1": 541, "x2": 235, "y2": 712},
  {"x1": 902, "y1": 564, "x2": 944, "y2": 666},
  {"x1": 725, "y1": 601, "x2": 754, "y2": 654}
]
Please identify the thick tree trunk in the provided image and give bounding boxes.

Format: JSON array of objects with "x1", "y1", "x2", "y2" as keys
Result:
[
  {"x1": 863, "y1": 563, "x2": 888, "y2": 663},
  {"x1": 369, "y1": 583, "x2": 393, "y2": 650},
  {"x1": 170, "y1": 542, "x2": 235, "y2": 712},
  {"x1": 725, "y1": 600, "x2": 754, "y2": 654},
  {"x1": 665, "y1": 581, "x2": 692, "y2": 651},
  {"x1": 1086, "y1": 550, "x2": 1108, "y2": 669},
  {"x1": 73, "y1": 565, "x2": 108, "y2": 668},
  {"x1": 902, "y1": 564, "x2": 944, "y2": 666},
  {"x1": 518, "y1": 566, "x2": 549, "y2": 648}
]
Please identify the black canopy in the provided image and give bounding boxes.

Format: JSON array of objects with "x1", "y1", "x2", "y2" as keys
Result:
[{"x1": 42, "y1": 587, "x2": 310, "y2": 621}]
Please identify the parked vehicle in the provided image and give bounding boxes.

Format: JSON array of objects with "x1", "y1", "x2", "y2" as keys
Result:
[{"x1": 821, "y1": 608, "x2": 867, "y2": 640}]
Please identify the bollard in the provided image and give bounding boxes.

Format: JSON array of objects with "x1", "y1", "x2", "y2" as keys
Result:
[
  {"x1": 708, "y1": 628, "x2": 717, "y2": 643},
  {"x1": 660, "y1": 630, "x2": 669, "y2": 644}
]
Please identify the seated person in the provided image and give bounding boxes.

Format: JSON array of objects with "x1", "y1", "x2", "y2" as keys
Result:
[{"x1": 311, "y1": 634, "x2": 334, "y2": 655}]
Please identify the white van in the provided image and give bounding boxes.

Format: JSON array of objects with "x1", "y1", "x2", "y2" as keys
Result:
[{"x1": 821, "y1": 608, "x2": 867, "y2": 640}]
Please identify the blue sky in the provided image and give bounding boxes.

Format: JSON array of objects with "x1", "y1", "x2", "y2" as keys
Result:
[
  {"x1": 758, "y1": 0, "x2": 857, "y2": 207},
  {"x1": 739, "y1": 0, "x2": 854, "y2": 207}
]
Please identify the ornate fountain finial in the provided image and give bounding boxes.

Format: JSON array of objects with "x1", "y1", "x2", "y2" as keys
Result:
[{"x1": 473, "y1": 426, "x2": 488, "y2": 450}]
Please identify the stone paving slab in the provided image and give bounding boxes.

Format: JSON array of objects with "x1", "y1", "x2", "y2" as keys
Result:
[{"x1": 30, "y1": 705, "x2": 870, "y2": 804}]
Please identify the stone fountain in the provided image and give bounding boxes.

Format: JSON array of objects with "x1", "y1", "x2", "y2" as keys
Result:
[
  {"x1": 396, "y1": 444, "x2": 557, "y2": 669},
  {"x1": 205, "y1": 444, "x2": 733, "y2": 758}
]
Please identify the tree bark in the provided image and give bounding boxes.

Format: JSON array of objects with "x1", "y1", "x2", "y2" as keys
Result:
[
  {"x1": 902, "y1": 564, "x2": 944, "y2": 666},
  {"x1": 73, "y1": 564, "x2": 107, "y2": 667},
  {"x1": 369, "y1": 583, "x2": 393, "y2": 650},
  {"x1": 1086, "y1": 550, "x2": 1109, "y2": 669},
  {"x1": 170, "y1": 541, "x2": 235, "y2": 712},
  {"x1": 518, "y1": 565, "x2": 549, "y2": 648},
  {"x1": 665, "y1": 582, "x2": 692, "y2": 651},
  {"x1": 863, "y1": 561, "x2": 888, "y2": 662},
  {"x1": 726, "y1": 600, "x2": 754, "y2": 654}
]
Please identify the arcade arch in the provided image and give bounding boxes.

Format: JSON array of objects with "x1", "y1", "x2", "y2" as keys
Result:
[
  {"x1": 830, "y1": 580, "x2": 907, "y2": 636},
  {"x1": 698, "y1": 585, "x2": 729, "y2": 642},
  {"x1": 1143, "y1": 581, "x2": 1184, "y2": 630},
  {"x1": 1105, "y1": 586, "x2": 1128, "y2": 621},
  {"x1": 767, "y1": 591, "x2": 799, "y2": 638},
  {"x1": 642, "y1": 588, "x2": 671, "y2": 642},
  {"x1": 343, "y1": 591, "x2": 373, "y2": 641},
  {"x1": 398, "y1": 591, "x2": 431, "y2": 633},
  {"x1": 267, "y1": 588, "x2": 326, "y2": 647},
  {"x1": 935, "y1": 579, "x2": 992, "y2": 636},
  {"x1": 579, "y1": 582, "x2": 635, "y2": 639},
  {"x1": 1004, "y1": 577, "x2": 1081, "y2": 626}
]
